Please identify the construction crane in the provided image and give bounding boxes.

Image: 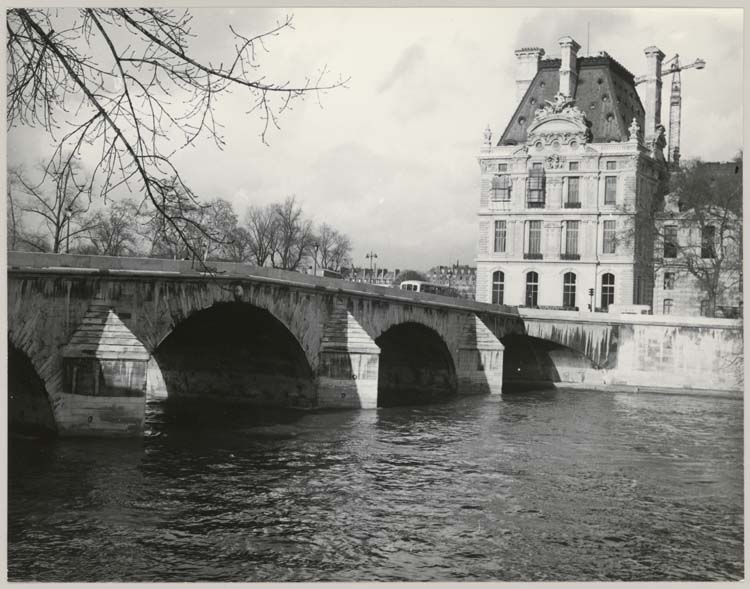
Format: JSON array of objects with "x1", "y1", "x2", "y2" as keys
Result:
[{"x1": 635, "y1": 54, "x2": 706, "y2": 167}]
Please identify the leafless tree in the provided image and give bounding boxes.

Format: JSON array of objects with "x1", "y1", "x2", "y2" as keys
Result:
[
  {"x1": 222, "y1": 226, "x2": 253, "y2": 263},
  {"x1": 315, "y1": 222, "x2": 352, "y2": 272},
  {"x1": 9, "y1": 159, "x2": 99, "y2": 253},
  {"x1": 7, "y1": 8, "x2": 347, "y2": 261},
  {"x1": 271, "y1": 195, "x2": 316, "y2": 271},
  {"x1": 244, "y1": 204, "x2": 279, "y2": 267},
  {"x1": 80, "y1": 198, "x2": 144, "y2": 256}
]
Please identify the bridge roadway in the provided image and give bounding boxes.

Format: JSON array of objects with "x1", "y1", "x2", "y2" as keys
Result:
[{"x1": 7, "y1": 252, "x2": 743, "y2": 437}]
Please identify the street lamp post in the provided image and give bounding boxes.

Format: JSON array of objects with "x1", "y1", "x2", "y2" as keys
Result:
[
  {"x1": 64, "y1": 205, "x2": 73, "y2": 253},
  {"x1": 366, "y1": 251, "x2": 378, "y2": 284}
]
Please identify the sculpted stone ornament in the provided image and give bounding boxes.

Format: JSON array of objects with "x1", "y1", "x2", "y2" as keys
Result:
[
  {"x1": 528, "y1": 92, "x2": 591, "y2": 148},
  {"x1": 628, "y1": 117, "x2": 641, "y2": 143},
  {"x1": 545, "y1": 92, "x2": 574, "y2": 114},
  {"x1": 650, "y1": 124, "x2": 667, "y2": 162},
  {"x1": 545, "y1": 154, "x2": 564, "y2": 169}
]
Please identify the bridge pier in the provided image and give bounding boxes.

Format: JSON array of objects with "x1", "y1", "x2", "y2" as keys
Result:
[
  {"x1": 456, "y1": 315, "x2": 505, "y2": 396},
  {"x1": 58, "y1": 302, "x2": 149, "y2": 436},
  {"x1": 316, "y1": 305, "x2": 380, "y2": 409}
]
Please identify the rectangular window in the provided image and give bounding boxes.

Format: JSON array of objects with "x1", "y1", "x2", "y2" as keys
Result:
[
  {"x1": 701, "y1": 225, "x2": 716, "y2": 258},
  {"x1": 491, "y1": 175, "x2": 512, "y2": 201},
  {"x1": 566, "y1": 177, "x2": 580, "y2": 207},
  {"x1": 564, "y1": 220, "x2": 579, "y2": 257},
  {"x1": 604, "y1": 176, "x2": 617, "y2": 205},
  {"x1": 606, "y1": 161, "x2": 617, "y2": 170},
  {"x1": 664, "y1": 226, "x2": 678, "y2": 258},
  {"x1": 526, "y1": 220, "x2": 542, "y2": 258},
  {"x1": 498, "y1": 163, "x2": 508, "y2": 172},
  {"x1": 569, "y1": 161, "x2": 579, "y2": 171},
  {"x1": 664, "y1": 272, "x2": 675, "y2": 290},
  {"x1": 663, "y1": 299, "x2": 673, "y2": 315},
  {"x1": 603, "y1": 220, "x2": 616, "y2": 254},
  {"x1": 494, "y1": 220, "x2": 506, "y2": 253},
  {"x1": 527, "y1": 164, "x2": 546, "y2": 207}
]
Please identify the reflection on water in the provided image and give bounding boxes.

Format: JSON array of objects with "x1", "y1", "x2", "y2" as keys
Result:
[{"x1": 8, "y1": 389, "x2": 744, "y2": 581}]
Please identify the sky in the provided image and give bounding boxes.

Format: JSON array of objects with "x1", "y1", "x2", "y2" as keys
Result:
[{"x1": 6, "y1": 7, "x2": 744, "y2": 271}]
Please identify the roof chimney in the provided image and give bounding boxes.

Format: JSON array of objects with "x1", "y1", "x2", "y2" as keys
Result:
[
  {"x1": 642, "y1": 46, "x2": 666, "y2": 143},
  {"x1": 514, "y1": 47, "x2": 545, "y2": 101},
  {"x1": 558, "y1": 36, "x2": 581, "y2": 98}
]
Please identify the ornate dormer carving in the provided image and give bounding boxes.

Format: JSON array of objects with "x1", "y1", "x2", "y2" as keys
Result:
[
  {"x1": 545, "y1": 154, "x2": 564, "y2": 170},
  {"x1": 526, "y1": 93, "x2": 591, "y2": 149},
  {"x1": 543, "y1": 92, "x2": 574, "y2": 114}
]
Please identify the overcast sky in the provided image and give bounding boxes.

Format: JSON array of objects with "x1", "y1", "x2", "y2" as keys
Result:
[{"x1": 7, "y1": 7, "x2": 743, "y2": 271}]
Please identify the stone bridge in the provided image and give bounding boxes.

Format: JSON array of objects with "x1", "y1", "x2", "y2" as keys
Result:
[{"x1": 7, "y1": 253, "x2": 742, "y2": 437}]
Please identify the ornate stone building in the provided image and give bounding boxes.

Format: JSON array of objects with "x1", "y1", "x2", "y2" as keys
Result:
[{"x1": 475, "y1": 37, "x2": 668, "y2": 310}]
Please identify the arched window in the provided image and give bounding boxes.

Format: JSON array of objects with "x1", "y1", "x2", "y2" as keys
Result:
[
  {"x1": 525, "y1": 271, "x2": 539, "y2": 307},
  {"x1": 601, "y1": 273, "x2": 615, "y2": 310},
  {"x1": 492, "y1": 271, "x2": 505, "y2": 305},
  {"x1": 563, "y1": 272, "x2": 576, "y2": 309}
]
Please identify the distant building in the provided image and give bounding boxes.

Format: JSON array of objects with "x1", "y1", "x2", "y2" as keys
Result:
[
  {"x1": 652, "y1": 162, "x2": 742, "y2": 317},
  {"x1": 427, "y1": 265, "x2": 476, "y2": 299},
  {"x1": 475, "y1": 38, "x2": 669, "y2": 311}
]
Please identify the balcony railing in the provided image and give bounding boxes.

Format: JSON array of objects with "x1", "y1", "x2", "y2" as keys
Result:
[
  {"x1": 523, "y1": 252, "x2": 543, "y2": 260},
  {"x1": 563, "y1": 201, "x2": 581, "y2": 208},
  {"x1": 560, "y1": 253, "x2": 581, "y2": 260},
  {"x1": 526, "y1": 200, "x2": 545, "y2": 208}
]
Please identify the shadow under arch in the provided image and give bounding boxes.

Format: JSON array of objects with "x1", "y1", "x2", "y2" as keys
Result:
[
  {"x1": 8, "y1": 339, "x2": 57, "y2": 436},
  {"x1": 150, "y1": 302, "x2": 315, "y2": 411},
  {"x1": 501, "y1": 333, "x2": 599, "y2": 393},
  {"x1": 375, "y1": 322, "x2": 457, "y2": 407}
]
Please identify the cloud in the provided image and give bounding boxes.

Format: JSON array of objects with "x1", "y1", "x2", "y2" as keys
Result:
[{"x1": 377, "y1": 44, "x2": 427, "y2": 94}]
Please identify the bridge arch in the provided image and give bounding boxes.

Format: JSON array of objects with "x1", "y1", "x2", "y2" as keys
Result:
[
  {"x1": 375, "y1": 322, "x2": 457, "y2": 407},
  {"x1": 501, "y1": 333, "x2": 600, "y2": 390},
  {"x1": 7, "y1": 338, "x2": 57, "y2": 435},
  {"x1": 149, "y1": 301, "x2": 316, "y2": 409},
  {"x1": 140, "y1": 280, "x2": 321, "y2": 371}
]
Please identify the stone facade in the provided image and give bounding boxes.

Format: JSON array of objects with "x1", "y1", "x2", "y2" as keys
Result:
[
  {"x1": 651, "y1": 173, "x2": 742, "y2": 318},
  {"x1": 476, "y1": 38, "x2": 668, "y2": 312}
]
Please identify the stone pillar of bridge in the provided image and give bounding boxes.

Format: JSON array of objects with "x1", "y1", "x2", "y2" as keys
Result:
[
  {"x1": 316, "y1": 303, "x2": 380, "y2": 409},
  {"x1": 456, "y1": 314, "x2": 505, "y2": 396},
  {"x1": 59, "y1": 300, "x2": 150, "y2": 436}
]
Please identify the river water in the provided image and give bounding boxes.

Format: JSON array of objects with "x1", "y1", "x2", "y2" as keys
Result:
[{"x1": 8, "y1": 389, "x2": 744, "y2": 582}]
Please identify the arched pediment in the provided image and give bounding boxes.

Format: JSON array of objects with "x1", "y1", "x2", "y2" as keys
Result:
[{"x1": 526, "y1": 93, "x2": 591, "y2": 148}]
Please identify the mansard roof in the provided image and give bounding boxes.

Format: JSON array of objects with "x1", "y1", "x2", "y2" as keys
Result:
[{"x1": 499, "y1": 54, "x2": 646, "y2": 146}]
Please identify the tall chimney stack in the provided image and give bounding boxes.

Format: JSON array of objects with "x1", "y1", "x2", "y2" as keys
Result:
[
  {"x1": 514, "y1": 47, "x2": 545, "y2": 101},
  {"x1": 558, "y1": 36, "x2": 581, "y2": 98},
  {"x1": 642, "y1": 46, "x2": 666, "y2": 143}
]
